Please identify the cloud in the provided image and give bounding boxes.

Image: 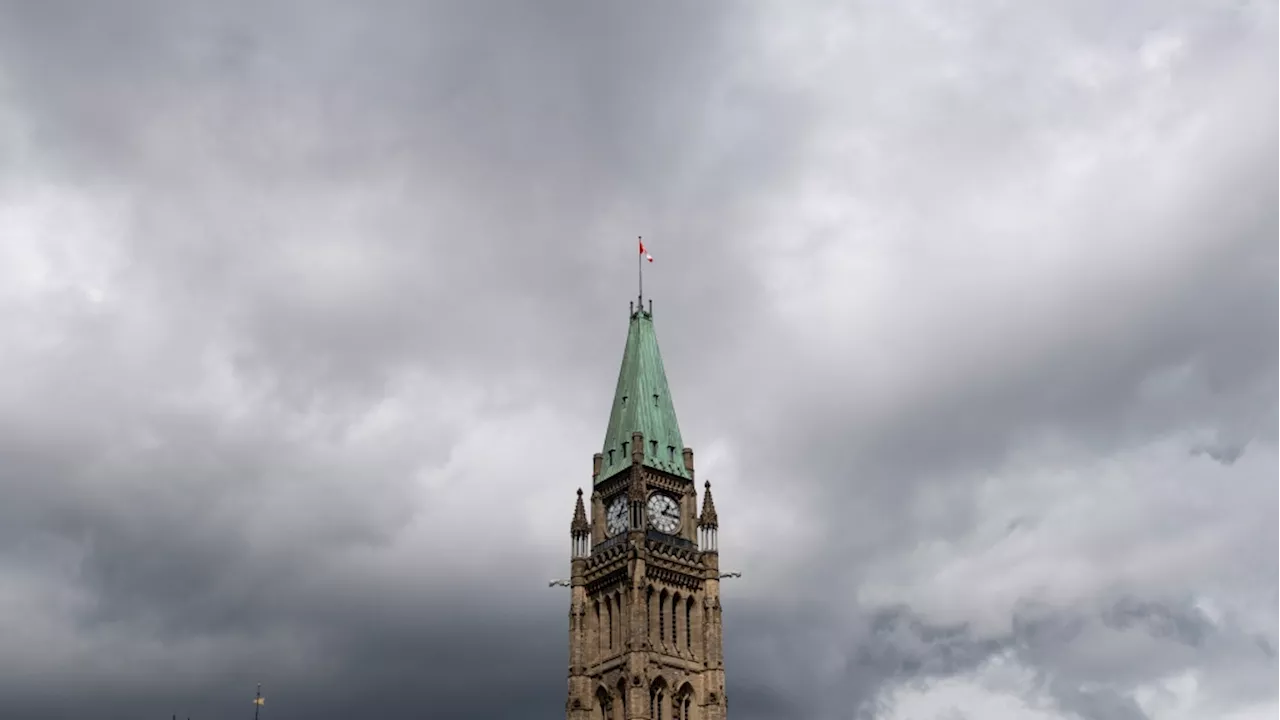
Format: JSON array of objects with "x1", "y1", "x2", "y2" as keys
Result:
[{"x1": 0, "y1": 1, "x2": 1273, "y2": 718}]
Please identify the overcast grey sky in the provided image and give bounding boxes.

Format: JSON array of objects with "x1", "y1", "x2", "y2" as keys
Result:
[{"x1": 0, "y1": 1, "x2": 1275, "y2": 719}]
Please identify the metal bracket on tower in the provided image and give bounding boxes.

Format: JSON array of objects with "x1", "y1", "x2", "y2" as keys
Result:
[
  {"x1": 718, "y1": 572, "x2": 741, "y2": 579},
  {"x1": 548, "y1": 579, "x2": 571, "y2": 588}
]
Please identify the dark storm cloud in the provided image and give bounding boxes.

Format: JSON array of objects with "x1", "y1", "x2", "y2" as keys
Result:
[
  {"x1": 0, "y1": 2, "x2": 786, "y2": 718},
  {"x1": 1191, "y1": 438, "x2": 1251, "y2": 466},
  {"x1": 0, "y1": 0, "x2": 784, "y2": 401},
  {"x1": 726, "y1": 32, "x2": 1279, "y2": 708},
  {"x1": 0, "y1": 1, "x2": 1274, "y2": 719},
  {"x1": 737, "y1": 597, "x2": 1274, "y2": 719}
]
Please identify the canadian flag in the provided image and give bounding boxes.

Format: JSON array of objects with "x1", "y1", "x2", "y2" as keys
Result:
[{"x1": 638, "y1": 237, "x2": 654, "y2": 262}]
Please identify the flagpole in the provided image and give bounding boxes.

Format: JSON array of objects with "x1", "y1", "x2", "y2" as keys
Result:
[
  {"x1": 253, "y1": 683, "x2": 262, "y2": 720},
  {"x1": 637, "y1": 236, "x2": 643, "y2": 310}
]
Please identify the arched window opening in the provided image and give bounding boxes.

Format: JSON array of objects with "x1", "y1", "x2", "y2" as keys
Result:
[
  {"x1": 595, "y1": 687, "x2": 612, "y2": 720},
  {"x1": 675, "y1": 683, "x2": 696, "y2": 720},
  {"x1": 646, "y1": 586, "x2": 654, "y2": 643},
  {"x1": 658, "y1": 590, "x2": 668, "y2": 646},
  {"x1": 685, "y1": 597, "x2": 694, "y2": 650},
  {"x1": 606, "y1": 598, "x2": 614, "y2": 651},
  {"x1": 650, "y1": 682, "x2": 668, "y2": 720},
  {"x1": 614, "y1": 591, "x2": 624, "y2": 648},
  {"x1": 592, "y1": 601, "x2": 601, "y2": 659},
  {"x1": 670, "y1": 592, "x2": 679, "y2": 646}
]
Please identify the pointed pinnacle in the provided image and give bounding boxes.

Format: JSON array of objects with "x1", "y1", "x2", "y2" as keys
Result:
[
  {"x1": 698, "y1": 480, "x2": 718, "y2": 528},
  {"x1": 571, "y1": 488, "x2": 590, "y2": 532}
]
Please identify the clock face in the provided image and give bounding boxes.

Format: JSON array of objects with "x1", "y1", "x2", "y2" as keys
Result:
[
  {"x1": 647, "y1": 493, "x2": 680, "y2": 534},
  {"x1": 606, "y1": 497, "x2": 629, "y2": 536}
]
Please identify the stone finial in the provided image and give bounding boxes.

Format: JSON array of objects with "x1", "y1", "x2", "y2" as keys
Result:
[{"x1": 698, "y1": 480, "x2": 719, "y2": 528}]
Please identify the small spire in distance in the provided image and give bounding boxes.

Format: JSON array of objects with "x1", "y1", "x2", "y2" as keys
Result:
[
  {"x1": 699, "y1": 480, "x2": 719, "y2": 528},
  {"x1": 571, "y1": 488, "x2": 589, "y2": 533}
]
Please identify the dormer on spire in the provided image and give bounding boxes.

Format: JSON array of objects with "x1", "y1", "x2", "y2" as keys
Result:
[{"x1": 597, "y1": 305, "x2": 689, "y2": 482}]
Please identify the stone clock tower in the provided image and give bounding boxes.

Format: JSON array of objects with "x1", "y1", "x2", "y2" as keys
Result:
[{"x1": 565, "y1": 302, "x2": 727, "y2": 720}]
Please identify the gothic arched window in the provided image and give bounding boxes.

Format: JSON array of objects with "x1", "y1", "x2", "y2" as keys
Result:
[
  {"x1": 675, "y1": 683, "x2": 696, "y2": 720},
  {"x1": 671, "y1": 592, "x2": 680, "y2": 647},
  {"x1": 650, "y1": 682, "x2": 667, "y2": 720},
  {"x1": 646, "y1": 586, "x2": 654, "y2": 643},
  {"x1": 605, "y1": 597, "x2": 614, "y2": 651},
  {"x1": 593, "y1": 601, "x2": 601, "y2": 659},
  {"x1": 658, "y1": 590, "x2": 667, "y2": 645},
  {"x1": 685, "y1": 597, "x2": 694, "y2": 650},
  {"x1": 595, "y1": 687, "x2": 611, "y2": 720}
]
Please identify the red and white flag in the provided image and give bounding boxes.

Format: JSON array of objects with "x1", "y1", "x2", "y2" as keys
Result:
[{"x1": 638, "y1": 237, "x2": 653, "y2": 262}]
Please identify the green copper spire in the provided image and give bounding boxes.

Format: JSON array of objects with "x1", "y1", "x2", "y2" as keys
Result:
[{"x1": 598, "y1": 305, "x2": 690, "y2": 482}]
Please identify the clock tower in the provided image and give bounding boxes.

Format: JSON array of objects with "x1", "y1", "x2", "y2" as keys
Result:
[{"x1": 565, "y1": 302, "x2": 727, "y2": 720}]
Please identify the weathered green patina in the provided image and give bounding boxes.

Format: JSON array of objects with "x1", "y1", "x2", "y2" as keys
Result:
[{"x1": 597, "y1": 307, "x2": 690, "y2": 483}]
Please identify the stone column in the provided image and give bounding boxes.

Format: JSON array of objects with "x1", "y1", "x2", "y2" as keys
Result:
[
  {"x1": 566, "y1": 562, "x2": 591, "y2": 720},
  {"x1": 700, "y1": 561, "x2": 727, "y2": 720}
]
